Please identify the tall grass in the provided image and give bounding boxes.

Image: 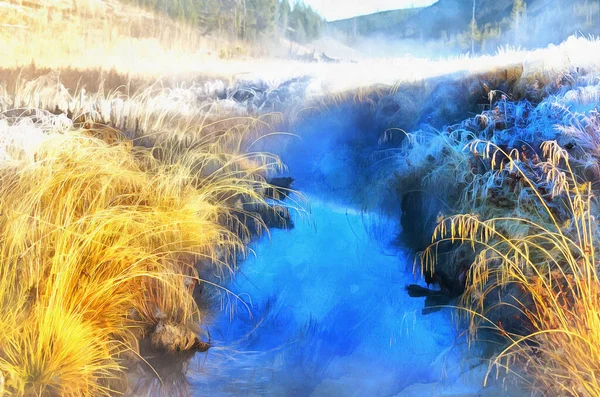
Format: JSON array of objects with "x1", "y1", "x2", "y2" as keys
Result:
[
  {"x1": 421, "y1": 139, "x2": 600, "y2": 396},
  {"x1": 0, "y1": 0, "x2": 249, "y2": 73},
  {"x1": 0, "y1": 99, "x2": 282, "y2": 395}
]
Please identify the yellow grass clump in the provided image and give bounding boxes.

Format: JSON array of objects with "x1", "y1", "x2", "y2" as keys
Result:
[
  {"x1": 0, "y1": 0, "x2": 241, "y2": 73},
  {"x1": 422, "y1": 140, "x2": 600, "y2": 396},
  {"x1": 0, "y1": 110, "x2": 281, "y2": 396}
]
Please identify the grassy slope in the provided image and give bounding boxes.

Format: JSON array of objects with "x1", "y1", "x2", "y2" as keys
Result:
[
  {"x1": 0, "y1": 0, "x2": 248, "y2": 73},
  {"x1": 0, "y1": 72, "x2": 292, "y2": 395},
  {"x1": 0, "y1": 2, "x2": 287, "y2": 396}
]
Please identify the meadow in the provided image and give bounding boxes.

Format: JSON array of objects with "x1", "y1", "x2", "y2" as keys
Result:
[{"x1": 2, "y1": 0, "x2": 600, "y2": 395}]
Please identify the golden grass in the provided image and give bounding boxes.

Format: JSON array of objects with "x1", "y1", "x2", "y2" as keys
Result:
[
  {"x1": 422, "y1": 140, "x2": 600, "y2": 396},
  {"x1": 0, "y1": 102, "x2": 282, "y2": 395},
  {"x1": 0, "y1": 0, "x2": 246, "y2": 74}
]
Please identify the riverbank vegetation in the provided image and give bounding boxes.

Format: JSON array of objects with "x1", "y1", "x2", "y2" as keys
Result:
[
  {"x1": 0, "y1": 73, "x2": 292, "y2": 395},
  {"x1": 2, "y1": 0, "x2": 600, "y2": 392},
  {"x1": 391, "y1": 58, "x2": 600, "y2": 395}
]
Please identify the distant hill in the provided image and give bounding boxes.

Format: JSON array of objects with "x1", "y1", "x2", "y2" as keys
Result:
[{"x1": 329, "y1": 0, "x2": 600, "y2": 55}]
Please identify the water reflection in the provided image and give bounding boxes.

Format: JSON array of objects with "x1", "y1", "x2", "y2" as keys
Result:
[
  {"x1": 184, "y1": 197, "x2": 463, "y2": 396},
  {"x1": 127, "y1": 351, "x2": 195, "y2": 397}
]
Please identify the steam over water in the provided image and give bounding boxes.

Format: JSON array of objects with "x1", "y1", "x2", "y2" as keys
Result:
[
  {"x1": 182, "y1": 111, "x2": 503, "y2": 396},
  {"x1": 188, "y1": 193, "x2": 469, "y2": 395}
]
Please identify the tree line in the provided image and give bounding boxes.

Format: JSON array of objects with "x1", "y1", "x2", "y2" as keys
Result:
[
  {"x1": 125, "y1": 0, "x2": 324, "y2": 43},
  {"x1": 465, "y1": 0, "x2": 599, "y2": 54}
]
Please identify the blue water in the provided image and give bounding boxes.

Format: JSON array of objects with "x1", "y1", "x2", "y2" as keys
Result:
[{"x1": 185, "y1": 192, "x2": 468, "y2": 396}]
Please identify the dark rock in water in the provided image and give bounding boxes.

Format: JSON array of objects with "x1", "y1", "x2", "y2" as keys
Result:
[
  {"x1": 425, "y1": 269, "x2": 465, "y2": 296},
  {"x1": 148, "y1": 321, "x2": 201, "y2": 353},
  {"x1": 398, "y1": 171, "x2": 471, "y2": 315},
  {"x1": 406, "y1": 284, "x2": 439, "y2": 298},
  {"x1": 229, "y1": 176, "x2": 296, "y2": 241},
  {"x1": 251, "y1": 177, "x2": 295, "y2": 229},
  {"x1": 258, "y1": 204, "x2": 294, "y2": 230},
  {"x1": 399, "y1": 191, "x2": 442, "y2": 252},
  {"x1": 406, "y1": 269, "x2": 465, "y2": 314},
  {"x1": 406, "y1": 285, "x2": 453, "y2": 314},
  {"x1": 192, "y1": 339, "x2": 211, "y2": 353},
  {"x1": 242, "y1": 203, "x2": 294, "y2": 232},
  {"x1": 265, "y1": 177, "x2": 294, "y2": 200}
]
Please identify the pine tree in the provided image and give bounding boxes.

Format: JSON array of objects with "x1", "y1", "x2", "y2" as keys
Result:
[
  {"x1": 279, "y1": 0, "x2": 290, "y2": 32},
  {"x1": 512, "y1": 0, "x2": 526, "y2": 45},
  {"x1": 471, "y1": 0, "x2": 477, "y2": 54}
]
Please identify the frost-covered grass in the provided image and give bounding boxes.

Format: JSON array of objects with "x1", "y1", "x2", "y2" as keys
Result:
[
  {"x1": 4, "y1": 1, "x2": 600, "y2": 102},
  {"x1": 392, "y1": 65, "x2": 600, "y2": 395},
  {"x1": 184, "y1": 36, "x2": 600, "y2": 102},
  {"x1": 425, "y1": 141, "x2": 600, "y2": 396}
]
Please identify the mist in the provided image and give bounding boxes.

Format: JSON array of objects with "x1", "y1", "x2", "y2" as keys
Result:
[
  {"x1": 183, "y1": 105, "x2": 488, "y2": 396},
  {"x1": 321, "y1": 0, "x2": 600, "y2": 59}
]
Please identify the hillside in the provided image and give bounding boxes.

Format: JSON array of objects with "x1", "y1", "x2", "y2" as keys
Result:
[
  {"x1": 0, "y1": 0, "x2": 232, "y2": 71},
  {"x1": 329, "y1": 0, "x2": 600, "y2": 55},
  {"x1": 0, "y1": 0, "x2": 326, "y2": 72}
]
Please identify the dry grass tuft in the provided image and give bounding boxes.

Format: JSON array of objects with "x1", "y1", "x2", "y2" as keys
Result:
[
  {"x1": 0, "y1": 101, "x2": 282, "y2": 395},
  {"x1": 422, "y1": 140, "x2": 600, "y2": 396}
]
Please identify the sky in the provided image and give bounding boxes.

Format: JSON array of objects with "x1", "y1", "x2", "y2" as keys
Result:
[{"x1": 299, "y1": 0, "x2": 439, "y2": 21}]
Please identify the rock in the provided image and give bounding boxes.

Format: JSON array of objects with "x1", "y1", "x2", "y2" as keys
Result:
[
  {"x1": 399, "y1": 191, "x2": 443, "y2": 252},
  {"x1": 265, "y1": 176, "x2": 294, "y2": 200},
  {"x1": 150, "y1": 321, "x2": 197, "y2": 353}
]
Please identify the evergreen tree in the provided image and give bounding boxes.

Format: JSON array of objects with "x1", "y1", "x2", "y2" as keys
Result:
[
  {"x1": 286, "y1": 1, "x2": 322, "y2": 43},
  {"x1": 279, "y1": 0, "x2": 290, "y2": 32},
  {"x1": 471, "y1": 0, "x2": 476, "y2": 54},
  {"x1": 512, "y1": 0, "x2": 526, "y2": 45}
]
